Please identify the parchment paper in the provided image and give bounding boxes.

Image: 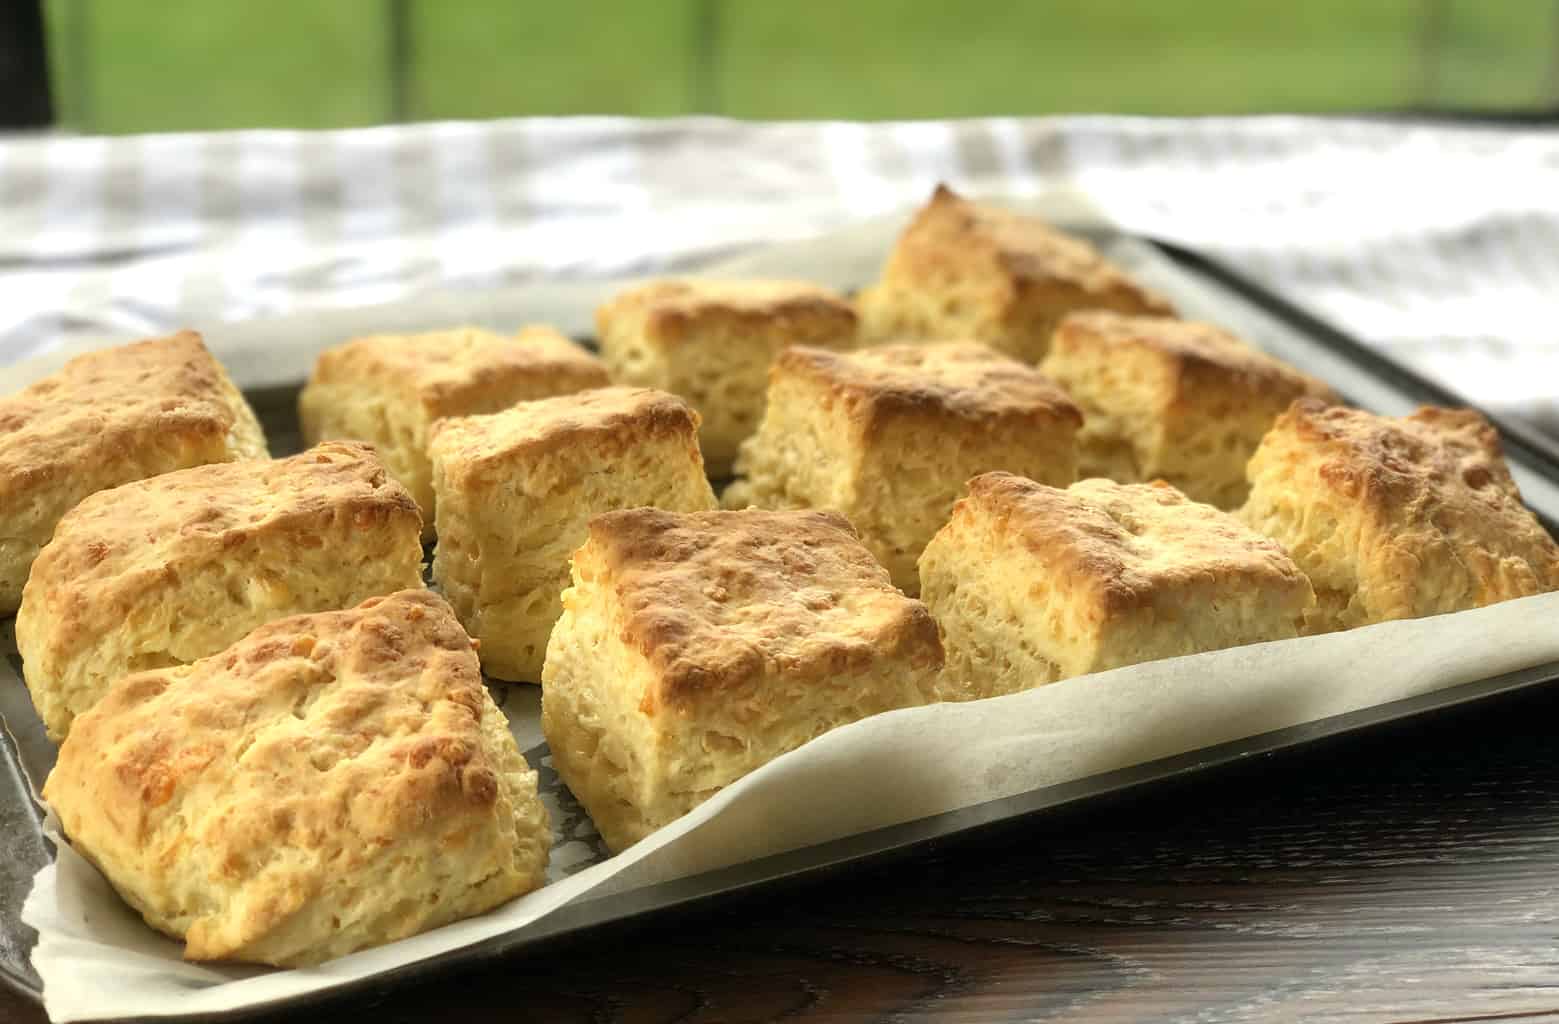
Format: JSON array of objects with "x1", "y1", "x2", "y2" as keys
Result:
[{"x1": 9, "y1": 196, "x2": 1559, "y2": 1022}]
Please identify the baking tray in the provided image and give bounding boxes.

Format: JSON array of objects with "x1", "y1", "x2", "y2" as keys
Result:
[{"x1": 5, "y1": 236, "x2": 1559, "y2": 1019}]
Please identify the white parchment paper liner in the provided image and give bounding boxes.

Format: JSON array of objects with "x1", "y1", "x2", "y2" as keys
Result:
[{"x1": 9, "y1": 194, "x2": 1559, "y2": 1021}]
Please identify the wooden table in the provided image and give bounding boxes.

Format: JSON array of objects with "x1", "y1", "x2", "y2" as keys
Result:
[{"x1": 8, "y1": 677, "x2": 1559, "y2": 1023}]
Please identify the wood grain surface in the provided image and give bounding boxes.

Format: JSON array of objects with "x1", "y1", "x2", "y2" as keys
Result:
[{"x1": 9, "y1": 679, "x2": 1559, "y2": 1024}]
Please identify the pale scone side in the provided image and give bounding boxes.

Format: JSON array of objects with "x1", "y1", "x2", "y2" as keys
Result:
[
  {"x1": 1041, "y1": 312, "x2": 1336, "y2": 508},
  {"x1": 1241, "y1": 400, "x2": 1559, "y2": 633},
  {"x1": 429, "y1": 387, "x2": 718, "y2": 683},
  {"x1": 729, "y1": 342, "x2": 1081, "y2": 593},
  {"x1": 920, "y1": 473, "x2": 1313, "y2": 702},
  {"x1": 0, "y1": 330, "x2": 267, "y2": 613},
  {"x1": 856, "y1": 184, "x2": 1173, "y2": 362},
  {"x1": 41, "y1": 590, "x2": 549, "y2": 967},
  {"x1": 15, "y1": 441, "x2": 426, "y2": 740},
  {"x1": 595, "y1": 279, "x2": 858, "y2": 475},
  {"x1": 298, "y1": 325, "x2": 608, "y2": 531},
  {"x1": 542, "y1": 508, "x2": 943, "y2": 852}
]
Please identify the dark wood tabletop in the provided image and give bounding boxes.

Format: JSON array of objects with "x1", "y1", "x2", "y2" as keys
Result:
[{"x1": 8, "y1": 676, "x2": 1559, "y2": 1024}]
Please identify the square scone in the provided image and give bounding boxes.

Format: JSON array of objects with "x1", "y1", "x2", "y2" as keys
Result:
[
  {"x1": 541, "y1": 508, "x2": 944, "y2": 852},
  {"x1": 1040, "y1": 312, "x2": 1337, "y2": 508},
  {"x1": 298, "y1": 325, "x2": 608, "y2": 533},
  {"x1": 595, "y1": 278, "x2": 858, "y2": 475},
  {"x1": 0, "y1": 330, "x2": 267, "y2": 613},
  {"x1": 919, "y1": 473, "x2": 1314, "y2": 703},
  {"x1": 724, "y1": 342, "x2": 1082, "y2": 593},
  {"x1": 856, "y1": 184, "x2": 1173, "y2": 362},
  {"x1": 1241, "y1": 400, "x2": 1559, "y2": 633},
  {"x1": 429, "y1": 386, "x2": 718, "y2": 683},
  {"x1": 16, "y1": 441, "x2": 425, "y2": 740},
  {"x1": 42, "y1": 590, "x2": 550, "y2": 967}
]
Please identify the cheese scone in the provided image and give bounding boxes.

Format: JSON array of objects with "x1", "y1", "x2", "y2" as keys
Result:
[
  {"x1": 856, "y1": 184, "x2": 1173, "y2": 362},
  {"x1": 16, "y1": 441, "x2": 425, "y2": 740},
  {"x1": 430, "y1": 387, "x2": 718, "y2": 683},
  {"x1": 542, "y1": 508, "x2": 943, "y2": 852},
  {"x1": 920, "y1": 473, "x2": 1314, "y2": 702},
  {"x1": 1040, "y1": 312, "x2": 1337, "y2": 508},
  {"x1": 724, "y1": 342, "x2": 1081, "y2": 593},
  {"x1": 0, "y1": 330, "x2": 266, "y2": 613},
  {"x1": 595, "y1": 279, "x2": 858, "y2": 475},
  {"x1": 298, "y1": 325, "x2": 607, "y2": 534},
  {"x1": 43, "y1": 589, "x2": 550, "y2": 967},
  {"x1": 1241, "y1": 400, "x2": 1559, "y2": 633}
]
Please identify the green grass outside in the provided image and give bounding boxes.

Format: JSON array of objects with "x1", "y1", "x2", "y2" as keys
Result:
[{"x1": 43, "y1": 0, "x2": 1559, "y2": 134}]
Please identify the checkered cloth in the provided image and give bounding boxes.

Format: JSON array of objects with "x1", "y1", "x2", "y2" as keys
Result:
[{"x1": 1, "y1": 115, "x2": 1555, "y2": 433}]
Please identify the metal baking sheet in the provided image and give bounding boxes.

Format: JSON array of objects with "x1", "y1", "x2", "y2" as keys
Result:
[{"x1": 4, "y1": 235, "x2": 1559, "y2": 1018}]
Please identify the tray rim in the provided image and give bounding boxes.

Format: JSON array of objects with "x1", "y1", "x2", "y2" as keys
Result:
[{"x1": 7, "y1": 237, "x2": 1559, "y2": 1018}]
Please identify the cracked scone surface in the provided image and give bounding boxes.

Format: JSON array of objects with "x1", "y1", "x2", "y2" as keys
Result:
[
  {"x1": 920, "y1": 473, "x2": 1314, "y2": 702},
  {"x1": 42, "y1": 589, "x2": 550, "y2": 967},
  {"x1": 298, "y1": 325, "x2": 608, "y2": 532},
  {"x1": 541, "y1": 508, "x2": 943, "y2": 852},
  {"x1": 595, "y1": 278, "x2": 858, "y2": 475},
  {"x1": 1240, "y1": 400, "x2": 1559, "y2": 633},
  {"x1": 856, "y1": 184, "x2": 1173, "y2": 362},
  {"x1": 1040, "y1": 312, "x2": 1337, "y2": 508},
  {"x1": 0, "y1": 330, "x2": 267, "y2": 613},
  {"x1": 429, "y1": 386, "x2": 718, "y2": 683},
  {"x1": 16, "y1": 441, "x2": 425, "y2": 741},
  {"x1": 726, "y1": 342, "x2": 1081, "y2": 593}
]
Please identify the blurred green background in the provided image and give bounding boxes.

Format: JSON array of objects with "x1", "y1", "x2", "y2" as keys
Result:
[{"x1": 44, "y1": 0, "x2": 1559, "y2": 133}]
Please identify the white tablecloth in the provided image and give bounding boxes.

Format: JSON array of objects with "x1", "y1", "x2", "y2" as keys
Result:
[{"x1": 0, "y1": 115, "x2": 1555, "y2": 432}]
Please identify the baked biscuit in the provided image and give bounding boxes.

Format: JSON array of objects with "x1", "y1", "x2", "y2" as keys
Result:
[
  {"x1": 1240, "y1": 400, "x2": 1559, "y2": 633},
  {"x1": 541, "y1": 508, "x2": 943, "y2": 851},
  {"x1": 595, "y1": 278, "x2": 858, "y2": 475},
  {"x1": 1040, "y1": 312, "x2": 1337, "y2": 508},
  {"x1": 430, "y1": 387, "x2": 718, "y2": 683},
  {"x1": 16, "y1": 441, "x2": 425, "y2": 740},
  {"x1": 724, "y1": 342, "x2": 1081, "y2": 593},
  {"x1": 42, "y1": 589, "x2": 550, "y2": 967},
  {"x1": 856, "y1": 184, "x2": 1173, "y2": 362},
  {"x1": 0, "y1": 331, "x2": 266, "y2": 613},
  {"x1": 298, "y1": 325, "x2": 608, "y2": 533},
  {"x1": 920, "y1": 473, "x2": 1313, "y2": 702}
]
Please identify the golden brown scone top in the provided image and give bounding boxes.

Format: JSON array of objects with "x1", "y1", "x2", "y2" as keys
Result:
[
  {"x1": 0, "y1": 330, "x2": 266, "y2": 507},
  {"x1": 1052, "y1": 312, "x2": 1337, "y2": 405},
  {"x1": 887, "y1": 184, "x2": 1173, "y2": 313},
  {"x1": 429, "y1": 386, "x2": 702, "y2": 471},
  {"x1": 577, "y1": 507, "x2": 944, "y2": 710},
  {"x1": 595, "y1": 278, "x2": 858, "y2": 349},
  {"x1": 308, "y1": 325, "x2": 607, "y2": 419},
  {"x1": 778, "y1": 342, "x2": 1082, "y2": 431},
  {"x1": 24, "y1": 440, "x2": 420, "y2": 607},
  {"x1": 1254, "y1": 400, "x2": 1559, "y2": 602},
  {"x1": 959, "y1": 472, "x2": 1310, "y2": 614}
]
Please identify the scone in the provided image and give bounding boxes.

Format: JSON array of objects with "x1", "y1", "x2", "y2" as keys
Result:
[
  {"x1": 595, "y1": 279, "x2": 858, "y2": 475},
  {"x1": 1040, "y1": 312, "x2": 1337, "y2": 508},
  {"x1": 1241, "y1": 400, "x2": 1559, "y2": 633},
  {"x1": 298, "y1": 325, "x2": 608, "y2": 533},
  {"x1": 724, "y1": 342, "x2": 1081, "y2": 593},
  {"x1": 541, "y1": 508, "x2": 943, "y2": 852},
  {"x1": 429, "y1": 386, "x2": 718, "y2": 683},
  {"x1": 919, "y1": 473, "x2": 1314, "y2": 702},
  {"x1": 42, "y1": 589, "x2": 550, "y2": 967},
  {"x1": 16, "y1": 441, "x2": 425, "y2": 740},
  {"x1": 856, "y1": 184, "x2": 1173, "y2": 362},
  {"x1": 0, "y1": 330, "x2": 266, "y2": 613}
]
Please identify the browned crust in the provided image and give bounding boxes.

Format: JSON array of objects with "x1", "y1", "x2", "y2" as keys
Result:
[
  {"x1": 959, "y1": 472, "x2": 1309, "y2": 615},
  {"x1": 595, "y1": 279, "x2": 858, "y2": 351},
  {"x1": 774, "y1": 342, "x2": 1082, "y2": 437},
  {"x1": 577, "y1": 507, "x2": 944, "y2": 710},
  {"x1": 428, "y1": 386, "x2": 703, "y2": 479}
]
